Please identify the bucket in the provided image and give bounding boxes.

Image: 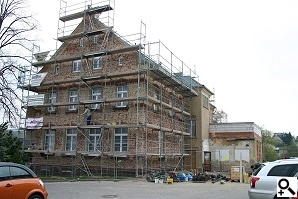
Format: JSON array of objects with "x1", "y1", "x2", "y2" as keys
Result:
[
  {"x1": 155, "y1": 178, "x2": 159, "y2": 183},
  {"x1": 159, "y1": 179, "x2": 164, "y2": 184},
  {"x1": 185, "y1": 177, "x2": 188, "y2": 182}
]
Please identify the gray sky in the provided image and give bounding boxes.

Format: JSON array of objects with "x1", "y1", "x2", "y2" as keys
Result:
[{"x1": 29, "y1": 0, "x2": 298, "y2": 136}]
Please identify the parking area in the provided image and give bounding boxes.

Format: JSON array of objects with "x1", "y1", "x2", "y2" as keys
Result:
[{"x1": 45, "y1": 179, "x2": 250, "y2": 199}]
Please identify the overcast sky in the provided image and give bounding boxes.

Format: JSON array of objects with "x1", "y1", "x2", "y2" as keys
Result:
[{"x1": 29, "y1": 0, "x2": 298, "y2": 136}]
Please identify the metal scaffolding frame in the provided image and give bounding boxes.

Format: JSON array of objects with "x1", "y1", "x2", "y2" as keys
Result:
[{"x1": 18, "y1": 0, "x2": 200, "y2": 178}]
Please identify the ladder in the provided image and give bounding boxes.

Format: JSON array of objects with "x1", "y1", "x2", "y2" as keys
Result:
[
  {"x1": 79, "y1": 153, "x2": 92, "y2": 177},
  {"x1": 173, "y1": 154, "x2": 184, "y2": 172}
]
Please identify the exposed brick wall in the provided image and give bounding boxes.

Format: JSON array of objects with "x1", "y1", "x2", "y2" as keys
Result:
[{"x1": 27, "y1": 15, "x2": 192, "y2": 175}]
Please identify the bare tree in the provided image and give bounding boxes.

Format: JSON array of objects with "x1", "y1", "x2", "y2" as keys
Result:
[
  {"x1": 0, "y1": 0, "x2": 37, "y2": 126},
  {"x1": 211, "y1": 109, "x2": 228, "y2": 123}
]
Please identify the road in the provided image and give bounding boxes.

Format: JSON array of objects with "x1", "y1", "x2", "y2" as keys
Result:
[{"x1": 45, "y1": 179, "x2": 250, "y2": 199}]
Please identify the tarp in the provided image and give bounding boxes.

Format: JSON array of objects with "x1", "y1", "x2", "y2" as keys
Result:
[
  {"x1": 31, "y1": 73, "x2": 47, "y2": 87},
  {"x1": 26, "y1": 117, "x2": 43, "y2": 129},
  {"x1": 27, "y1": 94, "x2": 45, "y2": 106}
]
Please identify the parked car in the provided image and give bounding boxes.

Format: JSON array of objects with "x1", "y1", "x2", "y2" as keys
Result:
[
  {"x1": 0, "y1": 162, "x2": 48, "y2": 199},
  {"x1": 248, "y1": 160, "x2": 298, "y2": 199}
]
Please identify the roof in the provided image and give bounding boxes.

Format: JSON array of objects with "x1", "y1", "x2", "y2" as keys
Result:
[{"x1": 209, "y1": 122, "x2": 262, "y2": 136}]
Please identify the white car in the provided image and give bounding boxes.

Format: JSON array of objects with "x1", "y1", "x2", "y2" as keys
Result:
[{"x1": 248, "y1": 161, "x2": 298, "y2": 199}]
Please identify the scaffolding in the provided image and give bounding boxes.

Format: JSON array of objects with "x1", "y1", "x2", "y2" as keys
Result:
[{"x1": 19, "y1": 0, "x2": 200, "y2": 178}]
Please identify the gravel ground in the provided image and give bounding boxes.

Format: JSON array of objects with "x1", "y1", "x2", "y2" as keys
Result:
[{"x1": 45, "y1": 179, "x2": 250, "y2": 199}]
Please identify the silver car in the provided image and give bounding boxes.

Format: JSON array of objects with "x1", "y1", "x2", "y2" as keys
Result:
[{"x1": 248, "y1": 160, "x2": 298, "y2": 199}]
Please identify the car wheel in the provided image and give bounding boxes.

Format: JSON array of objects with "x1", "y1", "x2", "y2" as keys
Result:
[{"x1": 28, "y1": 194, "x2": 43, "y2": 199}]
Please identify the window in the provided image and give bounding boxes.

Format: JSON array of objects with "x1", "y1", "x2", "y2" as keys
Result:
[
  {"x1": 54, "y1": 65, "x2": 59, "y2": 75},
  {"x1": 168, "y1": 110, "x2": 174, "y2": 117},
  {"x1": 45, "y1": 130, "x2": 55, "y2": 151},
  {"x1": 190, "y1": 120, "x2": 196, "y2": 137},
  {"x1": 72, "y1": 60, "x2": 82, "y2": 72},
  {"x1": 47, "y1": 92, "x2": 57, "y2": 112},
  {"x1": 89, "y1": 128, "x2": 102, "y2": 152},
  {"x1": 79, "y1": 38, "x2": 84, "y2": 46},
  {"x1": 203, "y1": 95, "x2": 209, "y2": 109},
  {"x1": 118, "y1": 56, "x2": 123, "y2": 66},
  {"x1": 116, "y1": 85, "x2": 128, "y2": 107},
  {"x1": 267, "y1": 164, "x2": 297, "y2": 177},
  {"x1": 159, "y1": 131, "x2": 164, "y2": 155},
  {"x1": 94, "y1": 35, "x2": 98, "y2": 44},
  {"x1": 0, "y1": 166, "x2": 10, "y2": 181},
  {"x1": 153, "y1": 104, "x2": 160, "y2": 112},
  {"x1": 93, "y1": 57, "x2": 102, "y2": 69},
  {"x1": 153, "y1": 89, "x2": 160, "y2": 100},
  {"x1": 168, "y1": 98, "x2": 174, "y2": 117},
  {"x1": 91, "y1": 87, "x2": 102, "y2": 109},
  {"x1": 114, "y1": 128, "x2": 128, "y2": 152},
  {"x1": 65, "y1": 129, "x2": 77, "y2": 151},
  {"x1": 10, "y1": 166, "x2": 32, "y2": 180},
  {"x1": 68, "y1": 90, "x2": 78, "y2": 110}
]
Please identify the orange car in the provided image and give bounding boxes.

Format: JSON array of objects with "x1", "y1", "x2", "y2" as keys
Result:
[{"x1": 0, "y1": 162, "x2": 48, "y2": 199}]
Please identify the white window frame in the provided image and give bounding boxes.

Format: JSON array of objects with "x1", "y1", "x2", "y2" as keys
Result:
[
  {"x1": 114, "y1": 128, "x2": 128, "y2": 152},
  {"x1": 93, "y1": 57, "x2": 102, "y2": 69},
  {"x1": 65, "y1": 129, "x2": 77, "y2": 151},
  {"x1": 116, "y1": 85, "x2": 128, "y2": 107},
  {"x1": 48, "y1": 92, "x2": 57, "y2": 112},
  {"x1": 79, "y1": 38, "x2": 84, "y2": 46},
  {"x1": 93, "y1": 35, "x2": 98, "y2": 44},
  {"x1": 89, "y1": 128, "x2": 102, "y2": 152},
  {"x1": 45, "y1": 130, "x2": 55, "y2": 151},
  {"x1": 153, "y1": 90, "x2": 160, "y2": 100},
  {"x1": 153, "y1": 104, "x2": 160, "y2": 112},
  {"x1": 118, "y1": 56, "x2": 123, "y2": 66},
  {"x1": 91, "y1": 87, "x2": 102, "y2": 109},
  {"x1": 203, "y1": 95, "x2": 209, "y2": 109},
  {"x1": 168, "y1": 110, "x2": 174, "y2": 117},
  {"x1": 68, "y1": 90, "x2": 78, "y2": 110},
  {"x1": 72, "y1": 60, "x2": 82, "y2": 72},
  {"x1": 54, "y1": 65, "x2": 59, "y2": 75}
]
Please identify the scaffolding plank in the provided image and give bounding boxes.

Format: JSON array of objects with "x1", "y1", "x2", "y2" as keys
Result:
[
  {"x1": 59, "y1": 5, "x2": 113, "y2": 22},
  {"x1": 57, "y1": 28, "x2": 110, "y2": 42},
  {"x1": 32, "y1": 45, "x2": 141, "y2": 67},
  {"x1": 109, "y1": 45, "x2": 141, "y2": 54}
]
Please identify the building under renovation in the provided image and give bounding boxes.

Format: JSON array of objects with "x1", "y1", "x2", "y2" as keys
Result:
[{"x1": 18, "y1": 0, "x2": 214, "y2": 178}]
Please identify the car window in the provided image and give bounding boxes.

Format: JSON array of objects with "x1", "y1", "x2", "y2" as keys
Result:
[
  {"x1": 267, "y1": 164, "x2": 296, "y2": 177},
  {"x1": 0, "y1": 166, "x2": 10, "y2": 181},
  {"x1": 253, "y1": 164, "x2": 264, "y2": 176},
  {"x1": 290, "y1": 165, "x2": 298, "y2": 177},
  {"x1": 9, "y1": 166, "x2": 33, "y2": 180}
]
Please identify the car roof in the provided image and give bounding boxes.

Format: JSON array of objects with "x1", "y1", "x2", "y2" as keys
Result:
[
  {"x1": 274, "y1": 158, "x2": 298, "y2": 162},
  {"x1": 0, "y1": 162, "x2": 37, "y2": 177}
]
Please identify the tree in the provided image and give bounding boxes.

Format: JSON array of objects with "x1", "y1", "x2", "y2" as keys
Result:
[
  {"x1": 0, "y1": 123, "x2": 8, "y2": 161},
  {"x1": 286, "y1": 141, "x2": 298, "y2": 158},
  {"x1": 0, "y1": 0, "x2": 38, "y2": 126},
  {"x1": 262, "y1": 129, "x2": 279, "y2": 162},
  {"x1": 0, "y1": 122, "x2": 27, "y2": 163},
  {"x1": 280, "y1": 132, "x2": 293, "y2": 145},
  {"x1": 211, "y1": 109, "x2": 228, "y2": 123}
]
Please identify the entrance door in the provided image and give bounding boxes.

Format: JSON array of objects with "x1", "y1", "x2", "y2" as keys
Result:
[{"x1": 203, "y1": 151, "x2": 211, "y2": 172}]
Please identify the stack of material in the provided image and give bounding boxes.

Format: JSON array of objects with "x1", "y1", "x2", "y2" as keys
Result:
[{"x1": 230, "y1": 166, "x2": 245, "y2": 181}]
